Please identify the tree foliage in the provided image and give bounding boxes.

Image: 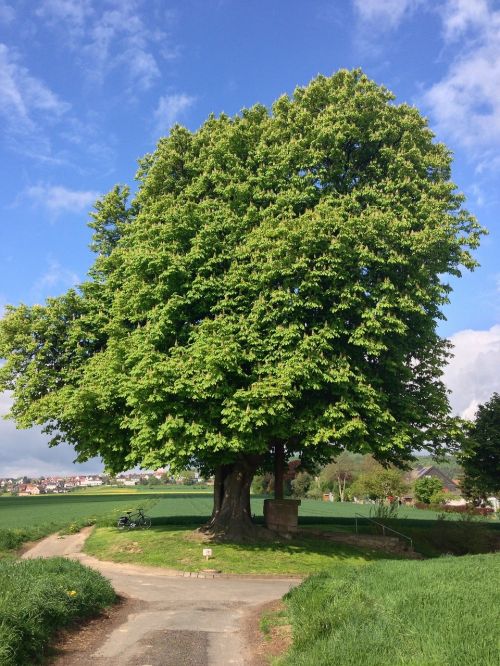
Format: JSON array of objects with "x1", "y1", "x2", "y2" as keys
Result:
[
  {"x1": 351, "y1": 468, "x2": 407, "y2": 500},
  {"x1": 319, "y1": 452, "x2": 363, "y2": 500},
  {"x1": 0, "y1": 70, "x2": 483, "y2": 536},
  {"x1": 414, "y1": 476, "x2": 443, "y2": 504},
  {"x1": 459, "y1": 393, "x2": 500, "y2": 500}
]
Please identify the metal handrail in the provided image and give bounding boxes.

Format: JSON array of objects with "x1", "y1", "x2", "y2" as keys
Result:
[{"x1": 354, "y1": 512, "x2": 413, "y2": 551}]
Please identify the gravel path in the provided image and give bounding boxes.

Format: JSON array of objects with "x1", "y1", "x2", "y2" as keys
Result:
[{"x1": 22, "y1": 529, "x2": 298, "y2": 665}]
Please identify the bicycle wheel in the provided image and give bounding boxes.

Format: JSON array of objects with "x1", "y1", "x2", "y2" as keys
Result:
[
  {"x1": 141, "y1": 517, "x2": 152, "y2": 529},
  {"x1": 117, "y1": 518, "x2": 130, "y2": 530}
]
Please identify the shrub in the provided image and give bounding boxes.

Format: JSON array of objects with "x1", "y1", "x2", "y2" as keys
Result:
[
  {"x1": 369, "y1": 501, "x2": 399, "y2": 523},
  {"x1": 414, "y1": 476, "x2": 443, "y2": 503},
  {"x1": 429, "y1": 490, "x2": 448, "y2": 505},
  {"x1": 291, "y1": 472, "x2": 312, "y2": 499},
  {"x1": 305, "y1": 486, "x2": 324, "y2": 500}
]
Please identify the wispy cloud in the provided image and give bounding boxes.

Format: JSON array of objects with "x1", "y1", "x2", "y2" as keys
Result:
[
  {"x1": 31, "y1": 260, "x2": 80, "y2": 303},
  {"x1": 25, "y1": 183, "x2": 99, "y2": 214},
  {"x1": 153, "y1": 93, "x2": 196, "y2": 137},
  {"x1": 37, "y1": 0, "x2": 172, "y2": 91},
  {"x1": 0, "y1": 43, "x2": 69, "y2": 136},
  {"x1": 422, "y1": 0, "x2": 500, "y2": 161},
  {"x1": 352, "y1": 0, "x2": 423, "y2": 30}
]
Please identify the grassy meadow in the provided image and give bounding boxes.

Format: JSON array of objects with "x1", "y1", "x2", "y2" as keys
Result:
[
  {"x1": 277, "y1": 553, "x2": 500, "y2": 666},
  {"x1": 1, "y1": 488, "x2": 498, "y2": 558},
  {"x1": 0, "y1": 492, "x2": 157, "y2": 554}
]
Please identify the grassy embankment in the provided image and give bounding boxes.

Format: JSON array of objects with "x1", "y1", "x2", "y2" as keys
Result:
[
  {"x1": 0, "y1": 557, "x2": 115, "y2": 666},
  {"x1": 274, "y1": 552, "x2": 500, "y2": 666}
]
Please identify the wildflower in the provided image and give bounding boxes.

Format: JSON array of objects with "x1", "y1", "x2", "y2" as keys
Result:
[{"x1": 67, "y1": 590, "x2": 77, "y2": 597}]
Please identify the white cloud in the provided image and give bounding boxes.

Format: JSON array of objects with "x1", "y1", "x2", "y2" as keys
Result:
[
  {"x1": 422, "y1": 0, "x2": 500, "y2": 159},
  {"x1": 353, "y1": 0, "x2": 423, "y2": 30},
  {"x1": 154, "y1": 93, "x2": 195, "y2": 136},
  {"x1": 440, "y1": 0, "x2": 490, "y2": 41},
  {"x1": 25, "y1": 183, "x2": 99, "y2": 214},
  {"x1": 443, "y1": 324, "x2": 500, "y2": 419},
  {"x1": 0, "y1": 43, "x2": 70, "y2": 136}
]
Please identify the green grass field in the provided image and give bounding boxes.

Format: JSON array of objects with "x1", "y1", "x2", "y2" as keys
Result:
[
  {"x1": 1, "y1": 491, "x2": 497, "y2": 557},
  {"x1": 72, "y1": 484, "x2": 213, "y2": 495},
  {"x1": 84, "y1": 525, "x2": 390, "y2": 575},
  {"x1": 278, "y1": 552, "x2": 500, "y2": 666},
  {"x1": 0, "y1": 493, "x2": 160, "y2": 530},
  {"x1": 0, "y1": 493, "x2": 158, "y2": 553}
]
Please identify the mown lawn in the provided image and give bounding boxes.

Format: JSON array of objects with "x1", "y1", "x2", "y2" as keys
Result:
[
  {"x1": 84, "y1": 525, "x2": 389, "y2": 575},
  {"x1": 278, "y1": 552, "x2": 500, "y2": 666}
]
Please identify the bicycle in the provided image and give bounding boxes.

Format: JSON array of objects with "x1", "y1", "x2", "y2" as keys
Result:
[{"x1": 117, "y1": 507, "x2": 152, "y2": 530}]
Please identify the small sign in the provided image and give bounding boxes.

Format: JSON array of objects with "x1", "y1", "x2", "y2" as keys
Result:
[{"x1": 203, "y1": 548, "x2": 213, "y2": 561}]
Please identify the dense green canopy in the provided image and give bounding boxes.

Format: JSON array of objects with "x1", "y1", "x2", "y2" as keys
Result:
[
  {"x1": 460, "y1": 393, "x2": 500, "y2": 500},
  {"x1": 0, "y1": 70, "x2": 482, "y2": 491}
]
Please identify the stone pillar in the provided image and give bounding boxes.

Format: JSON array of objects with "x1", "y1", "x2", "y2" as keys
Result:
[{"x1": 264, "y1": 499, "x2": 301, "y2": 534}]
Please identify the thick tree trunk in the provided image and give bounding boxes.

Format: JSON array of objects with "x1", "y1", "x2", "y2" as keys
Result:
[
  {"x1": 201, "y1": 454, "x2": 272, "y2": 542},
  {"x1": 274, "y1": 442, "x2": 285, "y2": 500}
]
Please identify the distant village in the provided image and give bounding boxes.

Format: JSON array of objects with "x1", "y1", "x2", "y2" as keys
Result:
[{"x1": 0, "y1": 469, "x2": 205, "y2": 496}]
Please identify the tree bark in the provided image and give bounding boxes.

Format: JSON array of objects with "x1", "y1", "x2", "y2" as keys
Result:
[
  {"x1": 274, "y1": 442, "x2": 285, "y2": 500},
  {"x1": 201, "y1": 454, "x2": 272, "y2": 541}
]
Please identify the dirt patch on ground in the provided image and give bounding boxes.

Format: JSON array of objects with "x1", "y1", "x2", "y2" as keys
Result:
[
  {"x1": 46, "y1": 596, "x2": 144, "y2": 665},
  {"x1": 242, "y1": 599, "x2": 292, "y2": 665},
  {"x1": 111, "y1": 541, "x2": 143, "y2": 555}
]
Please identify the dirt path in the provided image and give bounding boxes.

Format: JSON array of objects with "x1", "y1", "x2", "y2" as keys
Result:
[{"x1": 22, "y1": 529, "x2": 298, "y2": 666}]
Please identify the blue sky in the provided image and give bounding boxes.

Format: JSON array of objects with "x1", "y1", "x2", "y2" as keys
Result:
[{"x1": 1, "y1": 0, "x2": 499, "y2": 476}]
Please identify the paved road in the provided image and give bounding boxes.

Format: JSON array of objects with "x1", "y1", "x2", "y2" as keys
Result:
[{"x1": 22, "y1": 529, "x2": 299, "y2": 665}]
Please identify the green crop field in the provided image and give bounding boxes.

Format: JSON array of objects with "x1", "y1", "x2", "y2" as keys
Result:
[
  {"x1": 0, "y1": 494, "x2": 158, "y2": 530},
  {"x1": 0, "y1": 493, "x2": 161, "y2": 553},
  {"x1": 73, "y1": 484, "x2": 213, "y2": 495}
]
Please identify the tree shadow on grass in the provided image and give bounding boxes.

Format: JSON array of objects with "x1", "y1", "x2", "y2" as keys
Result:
[{"x1": 146, "y1": 520, "x2": 398, "y2": 563}]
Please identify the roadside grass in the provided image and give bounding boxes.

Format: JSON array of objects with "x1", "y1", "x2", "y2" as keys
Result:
[
  {"x1": 0, "y1": 557, "x2": 115, "y2": 666},
  {"x1": 84, "y1": 525, "x2": 390, "y2": 575},
  {"x1": 277, "y1": 552, "x2": 500, "y2": 666}
]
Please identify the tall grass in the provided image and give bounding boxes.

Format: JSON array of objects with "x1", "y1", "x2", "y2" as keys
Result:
[
  {"x1": 0, "y1": 557, "x2": 115, "y2": 665},
  {"x1": 279, "y1": 553, "x2": 500, "y2": 665}
]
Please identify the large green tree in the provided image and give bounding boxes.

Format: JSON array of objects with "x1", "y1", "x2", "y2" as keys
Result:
[
  {"x1": 0, "y1": 71, "x2": 482, "y2": 539},
  {"x1": 460, "y1": 393, "x2": 500, "y2": 501}
]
